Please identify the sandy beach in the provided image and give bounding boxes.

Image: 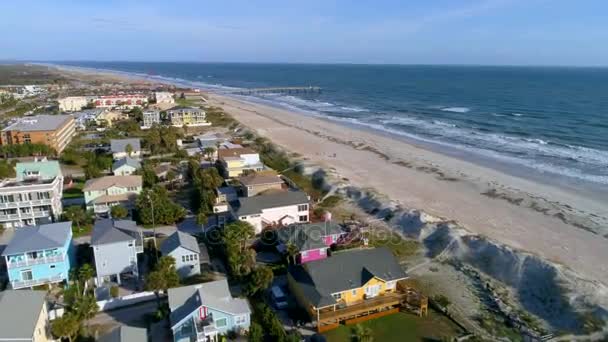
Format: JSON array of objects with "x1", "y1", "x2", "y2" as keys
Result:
[{"x1": 208, "y1": 93, "x2": 608, "y2": 285}]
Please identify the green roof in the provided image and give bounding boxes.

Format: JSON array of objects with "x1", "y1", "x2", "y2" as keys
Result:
[{"x1": 15, "y1": 159, "x2": 62, "y2": 181}]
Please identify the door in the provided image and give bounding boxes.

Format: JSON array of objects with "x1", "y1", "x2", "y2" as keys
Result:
[{"x1": 365, "y1": 284, "x2": 381, "y2": 298}]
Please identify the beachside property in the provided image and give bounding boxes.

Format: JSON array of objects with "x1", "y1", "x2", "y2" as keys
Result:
[
  {"x1": 167, "y1": 106, "x2": 210, "y2": 127},
  {"x1": 160, "y1": 231, "x2": 204, "y2": 280},
  {"x1": 168, "y1": 279, "x2": 251, "y2": 342},
  {"x1": 276, "y1": 221, "x2": 348, "y2": 263},
  {"x1": 83, "y1": 175, "x2": 142, "y2": 214},
  {"x1": 217, "y1": 147, "x2": 264, "y2": 178},
  {"x1": 0, "y1": 114, "x2": 76, "y2": 153},
  {"x1": 2, "y1": 221, "x2": 74, "y2": 289}
]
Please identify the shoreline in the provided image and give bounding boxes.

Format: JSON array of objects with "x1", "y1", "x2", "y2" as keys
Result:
[{"x1": 53, "y1": 64, "x2": 608, "y2": 285}]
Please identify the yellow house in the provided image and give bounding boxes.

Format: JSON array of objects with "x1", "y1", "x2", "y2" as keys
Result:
[
  {"x1": 288, "y1": 247, "x2": 409, "y2": 331},
  {"x1": 0, "y1": 290, "x2": 52, "y2": 342}
]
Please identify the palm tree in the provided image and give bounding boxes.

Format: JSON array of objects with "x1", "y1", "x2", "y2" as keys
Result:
[
  {"x1": 63, "y1": 206, "x2": 86, "y2": 232},
  {"x1": 351, "y1": 324, "x2": 373, "y2": 342},
  {"x1": 125, "y1": 143, "x2": 133, "y2": 157},
  {"x1": 286, "y1": 243, "x2": 299, "y2": 265},
  {"x1": 78, "y1": 264, "x2": 95, "y2": 292},
  {"x1": 203, "y1": 146, "x2": 216, "y2": 161}
]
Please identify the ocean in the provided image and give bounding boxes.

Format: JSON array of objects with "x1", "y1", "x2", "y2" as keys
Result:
[{"x1": 59, "y1": 62, "x2": 608, "y2": 188}]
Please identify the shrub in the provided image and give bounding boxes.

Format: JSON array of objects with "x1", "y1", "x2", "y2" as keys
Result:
[{"x1": 110, "y1": 285, "x2": 119, "y2": 298}]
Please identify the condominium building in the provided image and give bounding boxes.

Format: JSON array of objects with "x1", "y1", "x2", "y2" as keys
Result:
[
  {"x1": 0, "y1": 159, "x2": 63, "y2": 229},
  {"x1": 0, "y1": 115, "x2": 76, "y2": 153},
  {"x1": 141, "y1": 110, "x2": 161, "y2": 129},
  {"x1": 58, "y1": 96, "x2": 90, "y2": 111},
  {"x1": 167, "y1": 106, "x2": 210, "y2": 127},
  {"x1": 93, "y1": 94, "x2": 148, "y2": 108}
]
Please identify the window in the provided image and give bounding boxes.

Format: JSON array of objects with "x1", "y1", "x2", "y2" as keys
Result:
[
  {"x1": 50, "y1": 265, "x2": 56, "y2": 269},
  {"x1": 385, "y1": 281, "x2": 396, "y2": 290},
  {"x1": 215, "y1": 318, "x2": 227, "y2": 328},
  {"x1": 299, "y1": 215, "x2": 308, "y2": 222},
  {"x1": 235, "y1": 315, "x2": 247, "y2": 325},
  {"x1": 332, "y1": 293, "x2": 342, "y2": 300},
  {"x1": 301, "y1": 250, "x2": 308, "y2": 258},
  {"x1": 193, "y1": 254, "x2": 198, "y2": 260},
  {"x1": 352, "y1": 289, "x2": 357, "y2": 296},
  {"x1": 128, "y1": 243, "x2": 133, "y2": 247},
  {"x1": 182, "y1": 256, "x2": 187, "y2": 262},
  {"x1": 297, "y1": 204, "x2": 308, "y2": 212},
  {"x1": 21, "y1": 269, "x2": 33, "y2": 281}
]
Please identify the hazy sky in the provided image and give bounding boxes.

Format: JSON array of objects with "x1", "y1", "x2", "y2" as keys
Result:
[{"x1": 2, "y1": 0, "x2": 607, "y2": 66}]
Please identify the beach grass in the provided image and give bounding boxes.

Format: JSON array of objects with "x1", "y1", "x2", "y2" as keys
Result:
[
  {"x1": 323, "y1": 310, "x2": 463, "y2": 342},
  {"x1": 363, "y1": 230, "x2": 420, "y2": 262}
]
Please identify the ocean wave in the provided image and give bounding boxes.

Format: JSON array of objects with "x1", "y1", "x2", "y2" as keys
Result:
[
  {"x1": 511, "y1": 113, "x2": 524, "y2": 117},
  {"x1": 441, "y1": 107, "x2": 470, "y2": 113}
]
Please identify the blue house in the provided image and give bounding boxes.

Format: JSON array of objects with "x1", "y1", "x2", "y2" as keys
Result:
[
  {"x1": 1, "y1": 221, "x2": 74, "y2": 289},
  {"x1": 168, "y1": 279, "x2": 251, "y2": 342}
]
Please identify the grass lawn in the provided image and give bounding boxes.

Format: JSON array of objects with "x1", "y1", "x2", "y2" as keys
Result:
[
  {"x1": 323, "y1": 310, "x2": 463, "y2": 342},
  {"x1": 72, "y1": 224, "x2": 93, "y2": 238},
  {"x1": 63, "y1": 179, "x2": 85, "y2": 199}
]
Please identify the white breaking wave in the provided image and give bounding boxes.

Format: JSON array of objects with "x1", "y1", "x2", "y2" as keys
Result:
[{"x1": 441, "y1": 107, "x2": 471, "y2": 113}]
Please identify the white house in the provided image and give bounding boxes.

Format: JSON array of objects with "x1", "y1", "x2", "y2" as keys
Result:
[
  {"x1": 112, "y1": 157, "x2": 141, "y2": 176},
  {"x1": 155, "y1": 92, "x2": 175, "y2": 104},
  {"x1": 160, "y1": 231, "x2": 209, "y2": 280},
  {"x1": 90, "y1": 219, "x2": 144, "y2": 285},
  {"x1": 58, "y1": 96, "x2": 90, "y2": 111},
  {"x1": 231, "y1": 191, "x2": 310, "y2": 234},
  {"x1": 110, "y1": 138, "x2": 142, "y2": 160}
]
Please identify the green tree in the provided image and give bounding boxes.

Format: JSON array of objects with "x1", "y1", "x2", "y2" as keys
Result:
[
  {"x1": 248, "y1": 322, "x2": 263, "y2": 342},
  {"x1": 145, "y1": 256, "x2": 180, "y2": 308},
  {"x1": 51, "y1": 313, "x2": 80, "y2": 342},
  {"x1": 125, "y1": 143, "x2": 133, "y2": 157},
  {"x1": 140, "y1": 165, "x2": 158, "y2": 188},
  {"x1": 166, "y1": 169, "x2": 177, "y2": 190},
  {"x1": 351, "y1": 324, "x2": 373, "y2": 342},
  {"x1": 84, "y1": 163, "x2": 101, "y2": 179},
  {"x1": 222, "y1": 221, "x2": 256, "y2": 278},
  {"x1": 0, "y1": 160, "x2": 16, "y2": 178},
  {"x1": 202, "y1": 146, "x2": 216, "y2": 161},
  {"x1": 78, "y1": 263, "x2": 95, "y2": 288},
  {"x1": 244, "y1": 266, "x2": 274, "y2": 296},
  {"x1": 136, "y1": 186, "x2": 186, "y2": 225},
  {"x1": 110, "y1": 205, "x2": 128, "y2": 219},
  {"x1": 73, "y1": 293, "x2": 99, "y2": 332},
  {"x1": 62, "y1": 206, "x2": 87, "y2": 231},
  {"x1": 196, "y1": 211, "x2": 208, "y2": 226}
]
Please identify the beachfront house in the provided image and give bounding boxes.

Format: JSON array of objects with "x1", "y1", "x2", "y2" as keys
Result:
[
  {"x1": 90, "y1": 219, "x2": 144, "y2": 285},
  {"x1": 58, "y1": 95, "x2": 90, "y2": 112},
  {"x1": 231, "y1": 191, "x2": 310, "y2": 234},
  {"x1": 155, "y1": 91, "x2": 175, "y2": 104},
  {"x1": 0, "y1": 290, "x2": 52, "y2": 342},
  {"x1": 276, "y1": 222, "x2": 347, "y2": 264},
  {"x1": 2, "y1": 222, "x2": 74, "y2": 289},
  {"x1": 167, "y1": 106, "x2": 210, "y2": 127},
  {"x1": 238, "y1": 171, "x2": 284, "y2": 197},
  {"x1": 0, "y1": 159, "x2": 64, "y2": 229},
  {"x1": 169, "y1": 280, "x2": 251, "y2": 342},
  {"x1": 288, "y1": 247, "x2": 409, "y2": 331},
  {"x1": 99, "y1": 326, "x2": 148, "y2": 342},
  {"x1": 141, "y1": 109, "x2": 161, "y2": 129},
  {"x1": 160, "y1": 231, "x2": 202, "y2": 280},
  {"x1": 110, "y1": 138, "x2": 142, "y2": 160},
  {"x1": 217, "y1": 147, "x2": 264, "y2": 178},
  {"x1": 83, "y1": 175, "x2": 142, "y2": 214},
  {"x1": 112, "y1": 157, "x2": 141, "y2": 176}
]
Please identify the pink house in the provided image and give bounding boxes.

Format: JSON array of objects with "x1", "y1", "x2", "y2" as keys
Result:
[{"x1": 276, "y1": 222, "x2": 347, "y2": 264}]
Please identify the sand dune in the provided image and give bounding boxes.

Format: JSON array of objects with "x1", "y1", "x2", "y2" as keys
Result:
[{"x1": 210, "y1": 94, "x2": 608, "y2": 285}]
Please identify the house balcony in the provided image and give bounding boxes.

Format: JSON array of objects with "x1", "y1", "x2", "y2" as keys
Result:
[
  {"x1": 0, "y1": 199, "x2": 53, "y2": 209},
  {"x1": 0, "y1": 210, "x2": 51, "y2": 222},
  {"x1": 7, "y1": 254, "x2": 66, "y2": 269},
  {"x1": 10, "y1": 274, "x2": 65, "y2": 289},
  {"x1": 194, "y1": 317, "x2": 219, "y2": 342}
]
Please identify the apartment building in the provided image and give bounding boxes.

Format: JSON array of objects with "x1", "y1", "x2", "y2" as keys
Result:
[
  {"x1": 93, "y1": 94, "x2": 148, "y2": 108},
  {"x1": 154, "y1": 91, "x2": 175, "y2": 104},
  {"x1": 0, "y1": 115, "x2": 76, "y2": 153},
  {"x1": 0, "y1": 159, "x2": 63, "y2": 229},
  {"x1": 58, "y1": 96, "x2": 90, "y2": 111},
  {"x1": 167, "y1": 106, "x2": 210, "y2": 127},
  {"x1": 141, "y1": 110, "x2": 161, "y2": 129}
]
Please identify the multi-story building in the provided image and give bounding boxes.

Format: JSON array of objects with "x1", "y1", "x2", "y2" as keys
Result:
[
  {"x1": 231, "y1": 191, "x2": 310, "y2": 234},
  {"x1": 0, "y1": 115, "x2": 76, "y2": 153},
  {"x1": 0, "y1": 159, "x2": 63, "y2": 229},
  {"x1": 141, "y1": 110, "x2": 161, "y2": 129},
  {"x1": 0, "y1": 290, "x2": 52, "y2": 342},
  {"x1": 169, "y1": 280, "x2": 251, "y2": 341},
  {"x1": 218, "y1": 147, "x2": 264, "y2": 178},
  {"x1": 91, "y1": 219, "x2": 144, "y2": 285},
  {"x1": 167, "y1": 106, "x2": 210, "y2": 127},
  {"x1": 83, "y1": 175, "x2": 142, "y2": 214},
  {"x1": 93, "y1": 94, "x2": 148, "y2": 109},
  {"x1": 58, "y1": 96, "x2": 90, "y2": 111},
  {"x1": 1, "y1": 221, "x2": 74, "y2": 289},
  {"x1": 160, "y1": 231, "x2": 202, "y2": 280},
  {"x1": 239, "y1": 171, "x2": 284, "y2": 197},
  {"x1": 154, "y1": 92, "x2": 175, "y2": 104}
]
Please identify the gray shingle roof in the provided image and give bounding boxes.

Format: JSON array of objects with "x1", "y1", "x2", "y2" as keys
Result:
[
  {"x1": 160, "y1": 231, "x2": 201, "y2": 255},
  {"x1": 276, "y1": 222, "x2": 344, "y2": 252},
  {"x1": 98, "y1": 326, "x2": 147, "y2": 342},
  {"x1": 168, "y1": 279, "x2": 251, "y2": 328},
  {"x1": 110, "y1": 138, "x2": 141, "y2": 154},
  {"x1": 288, "y1": 247, "x2": 408, "y2": 308},
  {"x1": 0, "y1": 290, "x2": 47, "y2": 340},
  {"x1": 3, "y1": 114, "x2": 72, "y2": 132},
  {"x1": 234, "y1": 191, "x2": 309, "y2": 216},
  {"x1": 91, "y1": 219, "x2": 140, "y2": 246},
  {"x1": 2, "y1": 222, "x2": 71, "y2": 255},
  {"x1": 112, "y1": 157, "x2": 141, "y2": 171}
]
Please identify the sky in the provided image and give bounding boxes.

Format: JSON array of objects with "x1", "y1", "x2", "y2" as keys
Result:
[{"x1": 1, "y1": 0, "x2": 608, "y2": 66}]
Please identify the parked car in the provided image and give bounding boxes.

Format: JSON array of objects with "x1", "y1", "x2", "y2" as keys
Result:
[{"x1": 270, "y1": 285, "x2": 288, "y2": 309}]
